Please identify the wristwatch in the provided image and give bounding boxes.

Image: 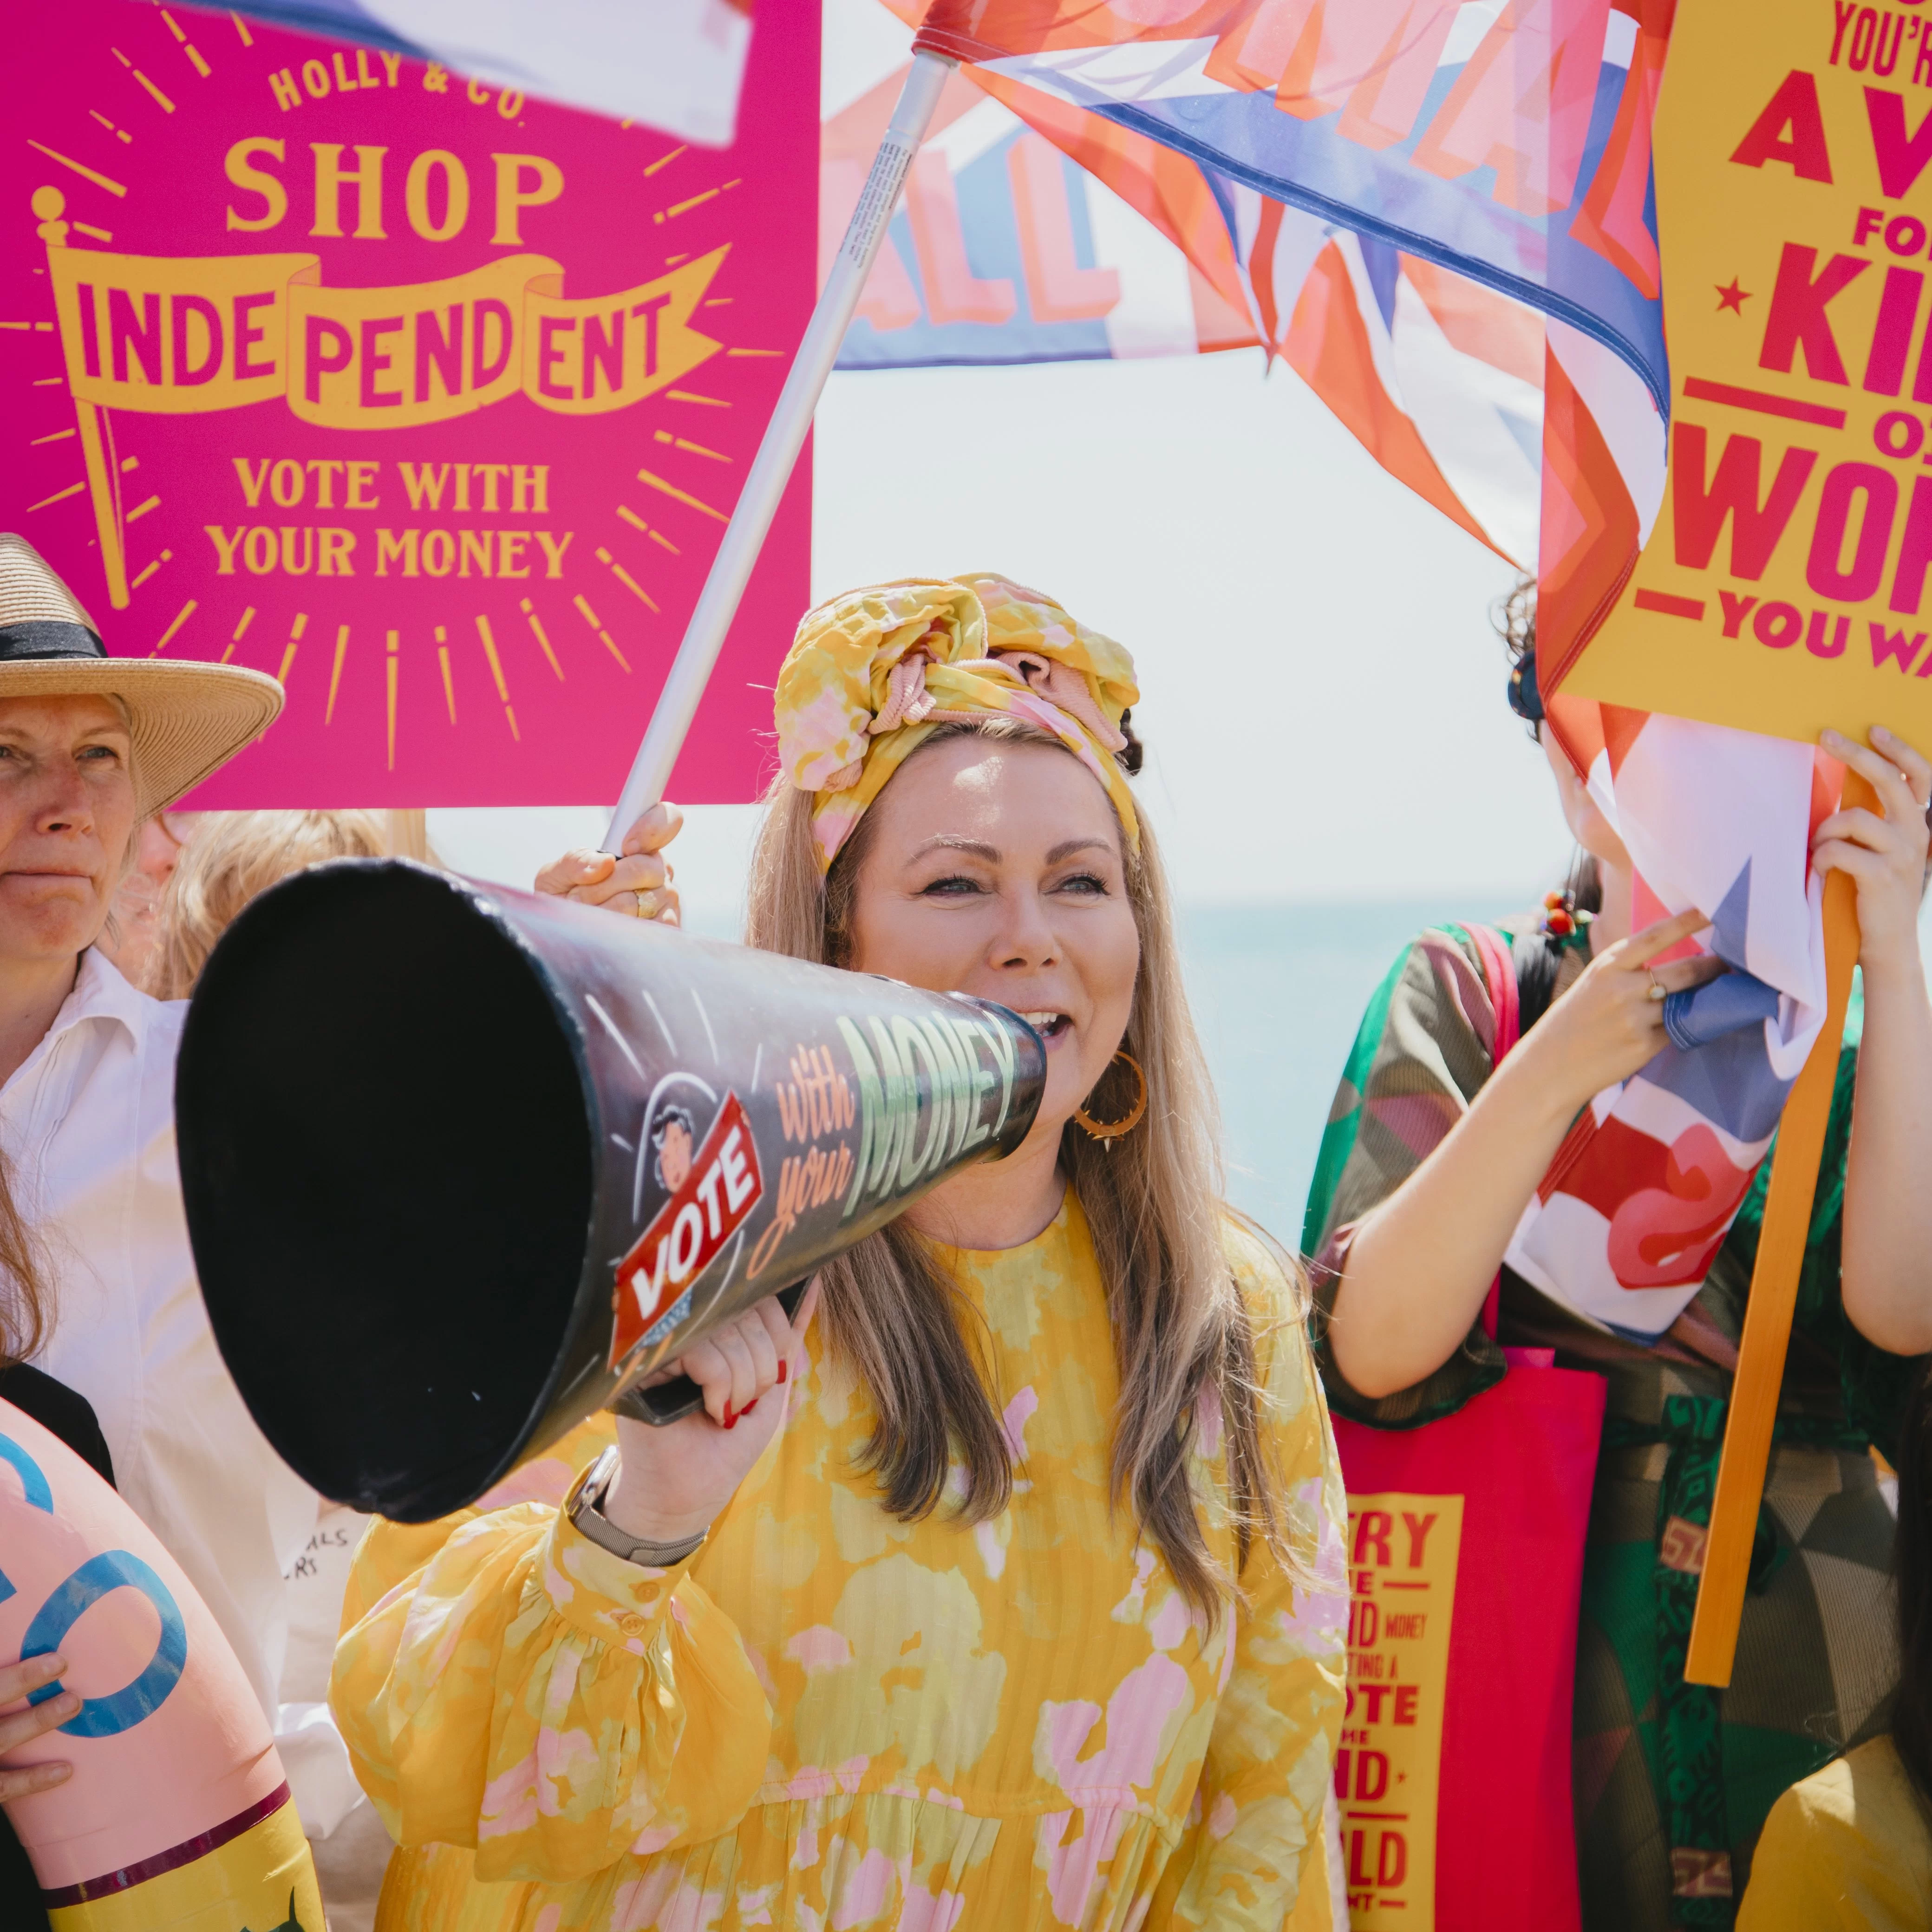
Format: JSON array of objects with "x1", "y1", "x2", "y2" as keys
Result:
[{"x1": 565, "y1": 1448, "x2": 709, "y2": 1569}]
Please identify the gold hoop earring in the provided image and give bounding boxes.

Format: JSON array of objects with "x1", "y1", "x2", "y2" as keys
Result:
[{"x1": 1075, "y1": 1051, "x2": 1147, "y2": 1143}]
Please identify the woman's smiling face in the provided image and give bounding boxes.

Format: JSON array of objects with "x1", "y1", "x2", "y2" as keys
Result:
[{"x1": 845, "y1": 734, "x2": 1140, "y2": 1151}]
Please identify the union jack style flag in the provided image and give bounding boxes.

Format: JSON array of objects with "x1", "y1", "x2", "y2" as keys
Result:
[
  {"x1": 833, "y1": 45, "x2": 1546, "y2": 567},
  {"x1": 882, "y1": 0, "x2": 1839, "y2": 1335}
]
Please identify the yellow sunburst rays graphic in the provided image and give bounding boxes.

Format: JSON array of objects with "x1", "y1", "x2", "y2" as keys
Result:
[
  {"x1": 150, "y1": 599, "x2": 197, "y2": 656},
  {"x1": 474, "y1": 617, "x2": 520, "y2": 740},
  {"x1": 326, "y1": 626, "x2": 351, "y2": 722},
  {"x1": 275, "y1": 612, "x2": 307, "y2": 685},
  {"x1": 434, "y1": 627, "x2": 457, "y2": 724},
  {"x1": 571, "y1": 596, "x2": 629, "y2": 673},
  {"x1": 154, "y1": 8, "x2": 214, "y2": 78},
  {"x1": 222, "y1": 606, "x2": 255, "y2": 664},
  {"x1": 107, "y1": 45, "x2": 176, "y2": 116},
  {"x1": 520, "y1": 600, "x2": 564, "y2": 680},
  {"x1": 616, "y1": 505, "x2": 681, "y2": 555},
  {"x1": 654, "y1": 180, "x2": 740, "y2": 226},
  {"x1": 386, "y1": 631, "x2": 400, "y2": 770},
  {"x1": 632, "y1": 469, "x2": 728, "y2": 526},
  {"x1": 594, "y1": 548, "x2": 659, "y2": 614}
]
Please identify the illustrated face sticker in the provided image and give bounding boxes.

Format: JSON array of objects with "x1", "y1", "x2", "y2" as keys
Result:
[{"x1": 652, "y1": 1106, "x2": 697, "y2": 1193}]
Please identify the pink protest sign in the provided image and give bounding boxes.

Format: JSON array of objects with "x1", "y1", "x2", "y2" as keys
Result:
[
  {"x1": 0, "y1": 1397, "x2": 322, "y2": 1920},
  {"x1": 2, "y1": 0, "x2": 816, "y2": 806}
]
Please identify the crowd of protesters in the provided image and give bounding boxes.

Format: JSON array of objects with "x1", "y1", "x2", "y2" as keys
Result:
[{"x1": 0, "y1": 537, "x2": 1928, "y2": 1931}]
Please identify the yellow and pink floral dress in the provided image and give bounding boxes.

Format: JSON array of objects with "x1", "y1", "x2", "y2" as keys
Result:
[{"x1": 329, "y1": 1196, "x2": 1346, "y2": 1931}]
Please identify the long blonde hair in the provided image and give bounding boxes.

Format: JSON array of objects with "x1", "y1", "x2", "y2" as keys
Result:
[
  {"x1": 146, "y1": 810, "x2": 392, "y2": 1000},
  {"x1": 746, "y1": 718, "x2": 1302, "y2": 1614},
  {"x1": 0, "y1": 1162, "x2": 51, "y2": 1371}
]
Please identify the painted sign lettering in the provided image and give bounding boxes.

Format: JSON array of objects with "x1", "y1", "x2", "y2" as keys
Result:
[{"x1": 837, "y1": 1011, "x2": 1017, "y2": 1217}]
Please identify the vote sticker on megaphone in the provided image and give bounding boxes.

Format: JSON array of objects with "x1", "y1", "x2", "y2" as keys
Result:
[
  {"x1": 613, "y1": 1089, "x2": 764, "y2": 1364},
  {"x1": 176, "y1": 861, "x2": 1047, "y2": 1523}
]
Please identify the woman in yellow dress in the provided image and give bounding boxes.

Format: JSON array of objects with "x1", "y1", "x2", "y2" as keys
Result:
[{"x1": 328, "y1": 575, "x2": 1348, "y2": 1932}]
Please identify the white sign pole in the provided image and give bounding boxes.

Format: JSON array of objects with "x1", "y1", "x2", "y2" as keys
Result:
[{"x1": 602, "y1": 50, "x2": 957, "y2": 851}]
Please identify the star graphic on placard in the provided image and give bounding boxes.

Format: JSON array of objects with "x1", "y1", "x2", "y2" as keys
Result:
[{"x1": 1716, "y1": 279, "x2": 1751, "y2": 314}]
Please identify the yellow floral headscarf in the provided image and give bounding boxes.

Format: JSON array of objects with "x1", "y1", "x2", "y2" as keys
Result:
[{"x1": 774, "y1": 573, "x2": 1141, "y2": 871}]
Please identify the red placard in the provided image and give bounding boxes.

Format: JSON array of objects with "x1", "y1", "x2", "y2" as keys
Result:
[{"x1": 4, "y1": 0, "x2": 815, "y2": 806}]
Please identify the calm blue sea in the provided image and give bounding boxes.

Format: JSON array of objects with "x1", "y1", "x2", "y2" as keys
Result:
[{"x1": 1178, "y1": 900, "x2": 1514, "y2": 1249}]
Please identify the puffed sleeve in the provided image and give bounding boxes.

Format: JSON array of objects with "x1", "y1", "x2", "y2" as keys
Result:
[
  {"x1": 1152, "y1": 1229, "x2": 1349, "y2": 1928},
  {"x1": 328, "y1": 1476, "x2": 771, "y2": 1885}
]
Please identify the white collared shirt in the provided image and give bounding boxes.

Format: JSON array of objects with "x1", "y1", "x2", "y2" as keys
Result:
[{"x1": 18, "y1": 948, "x2": 362, "y2": 1836}]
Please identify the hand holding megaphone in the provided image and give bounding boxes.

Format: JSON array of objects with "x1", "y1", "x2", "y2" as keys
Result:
[{"x1": 601, "y1": 1279, "x2": 820, "y2": 1547}]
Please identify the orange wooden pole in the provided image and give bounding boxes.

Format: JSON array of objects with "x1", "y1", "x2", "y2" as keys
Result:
[{"x1": 1684, "y1": 772, "x2": 1869, "y2": 1687}]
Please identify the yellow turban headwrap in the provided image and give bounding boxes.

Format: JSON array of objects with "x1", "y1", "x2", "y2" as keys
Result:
[{"x1": 773, "y1": 573, "x2": 1142, "y2": 871}]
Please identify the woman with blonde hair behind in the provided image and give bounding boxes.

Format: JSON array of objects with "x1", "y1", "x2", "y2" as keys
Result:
[
  {"x1": 146, "y1": 809, "x2": 390, "y2": 999},
  {"x1": 330, "y1": 575, "x2": 1348, "y2": 1931}
]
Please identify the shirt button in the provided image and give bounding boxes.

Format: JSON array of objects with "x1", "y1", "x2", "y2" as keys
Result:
[{"x1": 616, "y1": 1611, "x2": 650, "y2": 1637}]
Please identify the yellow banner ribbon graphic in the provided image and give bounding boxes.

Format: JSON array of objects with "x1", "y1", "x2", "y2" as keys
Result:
[{"x1": 41, "y1": 242, "x2": 726, "y2": 601}]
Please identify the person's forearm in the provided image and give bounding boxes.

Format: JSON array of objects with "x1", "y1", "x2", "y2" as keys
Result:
[
  {"x1": 1330, "y1": 1054, "x2": 1582, "y2": 1397},
  {"x1": 1841, "y1": 953, "x2": 1932, "y2": 1353}
]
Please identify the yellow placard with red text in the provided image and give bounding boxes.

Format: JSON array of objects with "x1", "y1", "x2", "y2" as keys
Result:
[
  {"x1": 1565, "y1": 0, "x2": 1932, "y2": 742},
  {"x1": 1341, "y1": 1492, "x2": 1462, "y2": 1931}
]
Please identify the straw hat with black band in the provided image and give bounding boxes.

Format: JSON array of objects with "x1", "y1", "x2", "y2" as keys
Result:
[{"x1": 0, "y1": 534, "x2": 281, "y2": 817}]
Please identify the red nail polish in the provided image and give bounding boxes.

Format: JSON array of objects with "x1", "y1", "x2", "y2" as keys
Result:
[
  {"x1": 720, "y1": 1405, "x2": 736, "y2": 1428},
  {"x1": 777, "y1": 1361, "x2": 788, "y2": 1385},
  {"x1": 724, "y1": 1411, "x2": 740, "y2": 1431}
]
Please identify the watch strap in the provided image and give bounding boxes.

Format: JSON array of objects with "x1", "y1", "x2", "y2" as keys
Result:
[{"x1": 566, "y1": 1449, "x2": 708, "y2": 1569}]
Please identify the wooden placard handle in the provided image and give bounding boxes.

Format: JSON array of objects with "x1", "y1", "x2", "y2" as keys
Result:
[{"x1": 1683, "y1": 772, "x2": 1869, "y2": 1687}]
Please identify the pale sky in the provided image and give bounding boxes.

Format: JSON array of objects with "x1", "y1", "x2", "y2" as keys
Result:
[{"x1": 429, "y1": 1, "x2": 1574, "y2": 927}]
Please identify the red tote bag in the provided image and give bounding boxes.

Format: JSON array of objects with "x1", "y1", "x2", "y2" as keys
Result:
[{"x1": 1328, "y1": 923, "x2": 1607, "y2": 1932}]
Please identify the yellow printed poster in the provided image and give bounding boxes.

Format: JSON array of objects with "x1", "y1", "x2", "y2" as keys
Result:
[
  {"x1": 1340, "y1": 1491, "x2": 1463, "y2": 1931},
  {"x1": 1567, "y1": 0, "x2": 1932, "y2": 743}
]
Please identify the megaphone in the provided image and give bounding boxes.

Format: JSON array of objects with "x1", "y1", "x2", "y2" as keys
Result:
[{"x1": 174, "y1": 860, "x2": 1046, "y2": 1524}]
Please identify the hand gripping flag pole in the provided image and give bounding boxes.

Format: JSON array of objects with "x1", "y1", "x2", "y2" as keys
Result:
[{"x1": 601, "y1": 50, "x2": 957, "y2": 852}]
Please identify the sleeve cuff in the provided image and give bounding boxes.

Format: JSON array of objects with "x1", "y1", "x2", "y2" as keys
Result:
[{"x1": 540, "y1": 1502, "x2": 700, "y2": 1651}]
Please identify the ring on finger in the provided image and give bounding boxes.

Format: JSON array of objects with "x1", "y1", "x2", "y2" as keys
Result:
[
  {"x1": 1646, "y1": 969, "x2": 1667, "y2": 1003},
  {"x1": 633, "y1": 888, "x2": 653, "y2": 918}
]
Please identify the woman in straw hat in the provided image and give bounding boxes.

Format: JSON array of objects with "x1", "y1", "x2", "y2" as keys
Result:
[
  {"x1": 0, "y1": 537, "x2": 366, "y2": 1851},
  {"x1": 331, "y1": 574, "x2": 1348, "y2": 1932}
]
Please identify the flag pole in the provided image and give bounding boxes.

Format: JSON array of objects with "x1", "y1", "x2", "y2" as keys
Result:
[
  {"x1": 602, "y1": 50, "x2": 958, "y2": 852},
  {"x1": 1683, "y1": 772, "x2": 1868, "y2": 1685}
]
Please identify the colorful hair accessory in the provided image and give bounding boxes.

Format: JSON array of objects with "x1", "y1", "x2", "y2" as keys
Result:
[{"x1": 773, "y1": 574, "x2": 1142, "y2": 870}]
